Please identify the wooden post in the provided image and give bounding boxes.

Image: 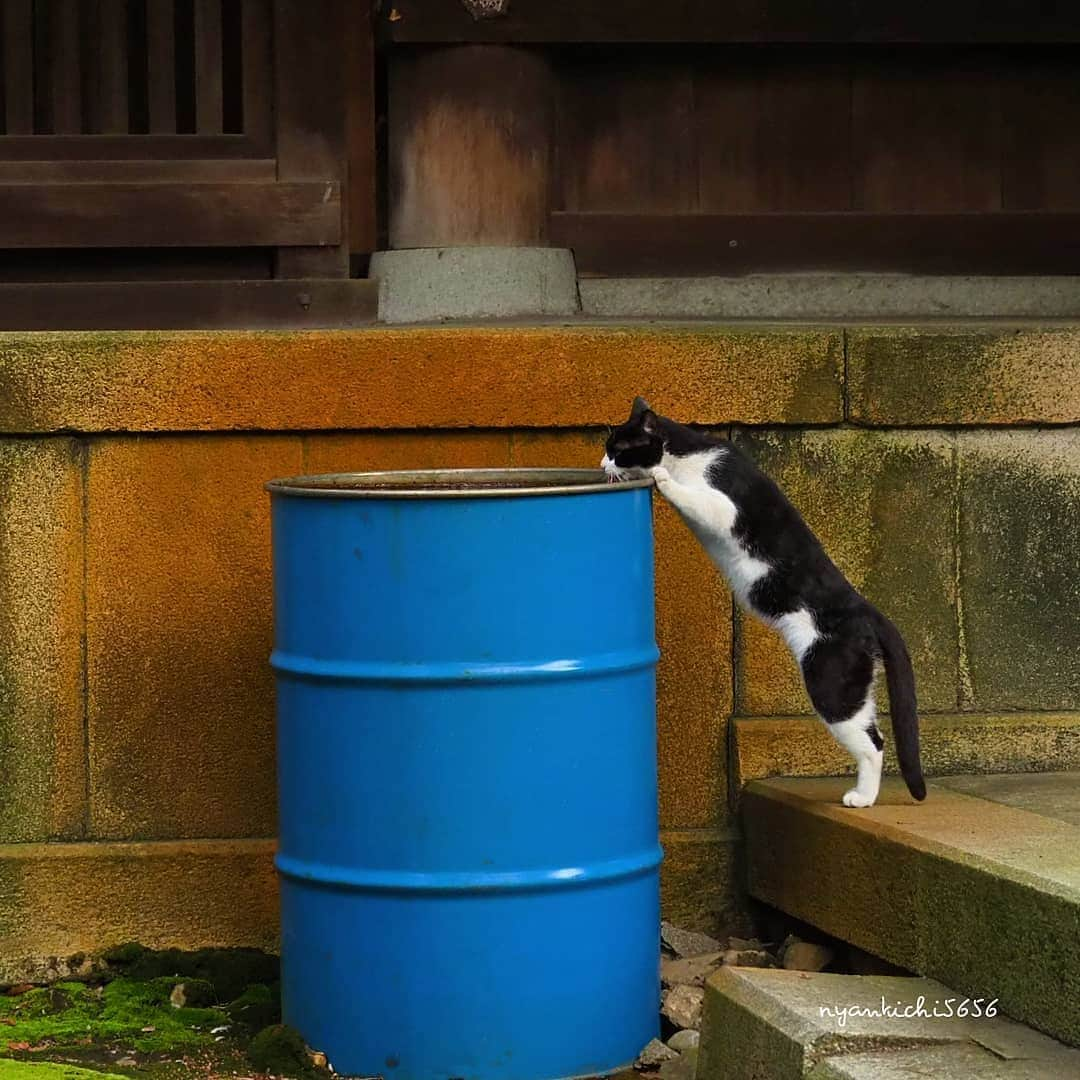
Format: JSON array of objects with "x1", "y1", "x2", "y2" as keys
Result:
[
  {"x1": 388, "y1": 45, "x2": 554, "y2": 248},
  {"x1": 273, "y1": 0, "x2": 349, "y2": 278}
]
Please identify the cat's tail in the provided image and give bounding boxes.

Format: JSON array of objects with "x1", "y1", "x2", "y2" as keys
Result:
[{"x1": 872, "y1": 610, "x2": 927, "y2": 801}]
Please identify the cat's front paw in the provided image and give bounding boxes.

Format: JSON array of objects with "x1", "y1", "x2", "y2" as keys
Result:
[
  {"x1": 842, "y1": 788, "x2": 876, "y2": 808},
  {"x1": 649, "y1": 465, "x2": 672, "y2": 485}
]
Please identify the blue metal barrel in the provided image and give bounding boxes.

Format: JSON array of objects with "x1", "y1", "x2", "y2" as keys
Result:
[{"x1": 267, "y1": 468, "x2": 661, "y2": 1080}]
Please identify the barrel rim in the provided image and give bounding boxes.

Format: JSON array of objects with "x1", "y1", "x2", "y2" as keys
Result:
[{"x1": 265, "y1": 468, "x2": 655, "y2": 498}]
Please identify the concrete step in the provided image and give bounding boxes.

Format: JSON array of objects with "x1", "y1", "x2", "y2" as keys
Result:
[
  {"x1": 742, "y1": 774, "x2": 1080, "y2": 1047},
  {"x1": 697, "y1": 966, "x2": 1080, "y2": 1080},
  {"x1": 579, "y1": 275, "x2": 1080, "y2": 320}
]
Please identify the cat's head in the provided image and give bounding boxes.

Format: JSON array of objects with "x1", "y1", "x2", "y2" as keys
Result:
[{"x1": 601, "y1": 397, "x2": 665, "y2": 479}]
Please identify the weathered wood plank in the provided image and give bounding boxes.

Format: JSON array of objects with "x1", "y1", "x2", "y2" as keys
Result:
[
  {"x1": 551, "y1": 211, "x2": 1080, "y2": 275},
  {"x1": 195, "y1": 0, "x2": 224, "y2": 134},
  {"x1": 345, "y1": 0, "x2": 377, "y2": 252},
  {"x1": 381, "y1": 0, "x2": 1080, "y2": 43},
  {"x1": 0, "y1": 134, "x2": 263, "y2": 159},
  {"x1": 49, "y1": 0, "x2": 83, "y2": 134},
  {"x1": 390, "y1": 46, "x2": 553, "y2": 246},
  {"x1": 853, "y1": 55, "x2": 1001, "y2": 211},
  {"x1": 0, "y1": 158, "x2": 276, "y2": 183},
  {"x1": 696, "y1": 53, "x2": 852, "y2": 212},
  {"x1": 3, "y1": 0, "x2": 34, "y2": 134},
  {"x1": 273, "y1": 0, "x2": 348, "y2": 276},
  {"x1": 240, "y1": 0, "x2": 272, "y2": 144},
  {"x1": 0, "y1": 182, "x2": 342, "y2": 247},
  {"x1": 95, "y1": 0, "x2": 129, "y2": 133},
  {"x1": 147, "y1": 0, "x2": 177, "y2": 133},
  {"x1": 0, "y1": 279, "x2": 377, "y2": 329},
  {"x1": 1002, "y1": 57, "x2": 1080, "y2": 210},
  {"x1": 557, "y1": 57, "x2": 695, "y2": 213}
]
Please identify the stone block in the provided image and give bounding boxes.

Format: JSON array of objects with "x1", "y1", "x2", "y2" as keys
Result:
[
  {"x1": 305, "y1": 430, "x2": 511, "y2": 474},
  {"x1": 0, "y1": 839, "x2": 277, "y2": 984},
  {"x1": 660, "y1": 829, "x2": 749, "y2": 939},
  {"x1": 958, "y1": 430, "x2": 1080, "y2": 710},
  {"x1": 849, "y1": 327, "x2": 1080, "y2": 426},
  {"x1": 733, "y1": 430, "x2": 958, "y2": 716},
  {"x1": 86, "y1": 435, "x2": 303, "y2": 839},
  {"x1": 0, "y1": 327, "x2": 843, "y2": 433},
  {"x1": 743, "y1": 777, "x2": 1080, "y2": 1046},
  {"x1": 0, "y1": 438, "x2": 85, "y2": 841},
  {"x1": 698, "y1": 965, "x2": 1080, "y2": 1080}
]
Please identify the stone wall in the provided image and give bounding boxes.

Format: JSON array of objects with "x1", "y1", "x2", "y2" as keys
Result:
[{"x1": 1, "y1": 325, "x2": 1077, "y2": 974}]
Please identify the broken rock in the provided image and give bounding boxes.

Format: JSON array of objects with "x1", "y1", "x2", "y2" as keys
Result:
[
  {"x1": 667, "y1": 1029, "x2": 700, "y2": 1053},
  {"x1": 635, "y1": 1037, "x2": 679, "y2": 1070},
  {"x1": 660, "y1": 921, "x2": 721, "y2": 959},
  {"x1": 661, "y1": 951, "x2": 723, "y2": 989},
  {"x1": 726, "y1": 936, "x2": 765, "y2": 951},
  {"x1": 661, "y1": 984, "x2": 704, "y2": 1030},
  {"x1": 722, "y1": 948, "x2": 776, "y2": 968},
  {"x1": 783, "y1": 941, "x2": 834, "y2": 972}
]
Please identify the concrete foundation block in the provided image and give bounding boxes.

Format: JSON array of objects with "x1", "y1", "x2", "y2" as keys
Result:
[{"x1": 370, "y1": 247, "x2": 580, "y2": 323}]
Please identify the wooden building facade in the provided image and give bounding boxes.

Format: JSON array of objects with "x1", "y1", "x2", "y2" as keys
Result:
[{"x1": 1, "y1": 1, "x2": 1079, "y2": 327}]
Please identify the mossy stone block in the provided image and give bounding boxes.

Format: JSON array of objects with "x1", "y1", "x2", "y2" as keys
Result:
[
  {"x1": 743, "y1": 777, "x2": 1080, "y2": 1047},
  {"x1": 0, "y1": 439, "x2": 85, "y2": 842},
  {"x1": 848, "y1": 327, "x2": 1080, "y2": 425},
  {"x1": 959, "y1": 430, "x2": 1080, "y2": 710},
  {"x1": 660, "y1": 829, "x2": 750, "y2": 939},
  {"x1": 0, "y1": 839, "x2": 278, "y2": 984},
  {"x1": 733, "y1": 430, "x2": 958, "y2": 716}
]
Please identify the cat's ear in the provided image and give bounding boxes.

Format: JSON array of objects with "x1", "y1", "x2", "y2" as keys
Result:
[
  {"x1": 631, "y1": 396, "x2": 651, "y2": 418},
  {"x1": 641, "y1": 409, "x2": 660, "y2": 435}
]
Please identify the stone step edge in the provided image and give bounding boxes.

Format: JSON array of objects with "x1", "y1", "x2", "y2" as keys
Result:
[
  {"x1": 742, "y1": 777, "x2": 1080, "y2": 1046},
  {"x1": 696, "y1": 965, "x2": 1080, "y2": 1080},
  {"x1": 732, "y1": 712, "x2": 1080, "y2": 804}
]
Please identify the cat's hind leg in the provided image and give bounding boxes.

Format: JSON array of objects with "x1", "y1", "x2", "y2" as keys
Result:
[
  {"x1": 829, "y1": 696, "x2": 884, "y2": 808},
  {"x1": 802, "y1": 639, "x2": 884, "y2": 808}
]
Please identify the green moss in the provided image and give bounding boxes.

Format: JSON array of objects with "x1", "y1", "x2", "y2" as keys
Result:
[
  {"x1": 247, "y1": 1025, "x2": 318, "y2": 1077},
  {"x1": 103, "y1": 944, "x2": 278, "y2": 1003},
  {"x1": 0, "y1": 1063, "x2": 123, "y2": 1078},
  {"x1": 224, "y1": 983, "x2": 281, "y2": 1031},
  {"x1": 98, "y1": 945, "x2": 141, "y2": 967},
  {"x1": 0, "y1": 979, "x2": 226, "y2": 1055},
  {"x1": 847, "y1": 329, "x2": 997, "y2": 425}
]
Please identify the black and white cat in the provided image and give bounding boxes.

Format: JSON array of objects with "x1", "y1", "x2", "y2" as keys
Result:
[{"x1": 602, "y1": 397, "x2": 925, "y2": 808}]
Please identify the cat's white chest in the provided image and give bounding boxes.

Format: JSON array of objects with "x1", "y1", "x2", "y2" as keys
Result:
[{"x1": 663, "y1": 452, "x2": 771, "y2": 607}]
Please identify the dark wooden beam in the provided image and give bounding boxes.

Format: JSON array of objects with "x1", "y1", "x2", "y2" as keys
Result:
[
  {"x1": 0, "y1": 279, "x2": 377, "y2": 329},
  {"x1": 0, "y1": 159, "x2": 277, "y2": 183},
  {"x1": 382, "y1": 1, "x2": 1080, "y2": 44},
  {"x1": 0, "y1": 182, "x2": 341, "y2": 248},
  {"x1": 550, "y1": 212, "x2": 1080, "y2": 275},
  {"x1": 0, "y1": 134, "x2": 264, "y2": 160}
]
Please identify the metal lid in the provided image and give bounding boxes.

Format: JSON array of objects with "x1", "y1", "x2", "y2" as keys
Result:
[{"x1": 265, "y1": 468, "x2": 654, "y2": 499}]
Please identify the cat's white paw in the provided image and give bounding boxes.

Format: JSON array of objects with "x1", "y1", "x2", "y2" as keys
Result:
[
  {"x1": 649, "y1": 465, "x2": 672, "y2": 484},
  {"x1": 842, "y1": 789, "x2": 876, "y2": 808}
]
